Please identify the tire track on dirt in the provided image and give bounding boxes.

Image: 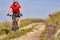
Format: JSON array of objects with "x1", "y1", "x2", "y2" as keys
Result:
[{"x1": 13, "y1": 23, "x2": 46, "y2": 40}]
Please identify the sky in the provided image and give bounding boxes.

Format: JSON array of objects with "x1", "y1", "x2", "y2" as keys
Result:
[{"x1": 0, "y1": 0, "x2": 60, "y2": 21}]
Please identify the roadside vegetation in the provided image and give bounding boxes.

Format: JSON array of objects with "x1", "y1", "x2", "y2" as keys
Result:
[{"x1": 0, "y1": 11, "x2": 60, "y2": 40}]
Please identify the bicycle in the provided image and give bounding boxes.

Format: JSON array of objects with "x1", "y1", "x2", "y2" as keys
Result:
[{"x1": 7, "y1": 14, "x2": 22, "y2": 32}]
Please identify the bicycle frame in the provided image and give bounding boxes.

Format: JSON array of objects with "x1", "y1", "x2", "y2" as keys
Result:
[{"x1": 8, "y1": 15, "x2": 19, "y2": 32}]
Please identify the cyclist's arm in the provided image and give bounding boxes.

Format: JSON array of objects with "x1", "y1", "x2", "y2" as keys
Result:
[
  {"x1": 8, "y1": 8, "x2": 12, "y2": 14},
  {"x1": 19, "y1": 8, "x2": 22, "y2": 14}
]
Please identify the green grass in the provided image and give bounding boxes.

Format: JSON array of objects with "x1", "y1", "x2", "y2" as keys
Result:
[
  {"x1": 1, "y1": 11, "x2": 60, "y2": 40},
  {"x1": 39, "y1": 11, "x2": 60, "y2": 40},
  {"x1": 0, "y1": 18, "x2": 40, "y2": 40},
  {"x1": 0, "y1": 22, "x2": 11, "y2": 35},
  {"x1": 0, "y1": 18, "x2": 40, "y2": 35},
  {"x1": 1, "y1": 28, "x2": 33, "y2": 40},
  {"x1": 20, "y1": 18, "x2": 40, "y2": 27}
]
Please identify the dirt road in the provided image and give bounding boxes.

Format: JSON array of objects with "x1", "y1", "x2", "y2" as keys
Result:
[{"x1": 13, "y1": 23, "x2": 46, "y2": 40}]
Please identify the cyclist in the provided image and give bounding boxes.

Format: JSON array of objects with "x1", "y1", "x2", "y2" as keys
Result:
[{"x1": 7, "y1": 0, "x2": 22, "y2": 30}]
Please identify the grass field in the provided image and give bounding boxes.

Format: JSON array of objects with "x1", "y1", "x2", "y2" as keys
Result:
[
  {"x1": 39, "y1": 11, "x2": 60, "y2": 40},
  {"x1": 0, "y1": 18, "x2": 40, "y2": 40},
  {"x1": 0, "y1": 11, "x2": 60, "y2": 40},
  {"x1": 0, "y1": 18, "x2": 40, "y2": 35}
]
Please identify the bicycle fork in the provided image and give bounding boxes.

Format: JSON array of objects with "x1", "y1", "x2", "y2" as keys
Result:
[{"x1": 12, "y1": 16, "x2": 18, "y2": 32}]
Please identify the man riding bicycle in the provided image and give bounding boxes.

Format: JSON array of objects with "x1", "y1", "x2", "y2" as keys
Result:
[{"x1": 7, "y1": 0, "x2": 22, "y2": 31}]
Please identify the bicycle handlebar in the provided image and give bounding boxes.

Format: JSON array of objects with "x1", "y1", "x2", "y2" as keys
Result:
[
  {"x1": 7, "y1": 14, "x2": 23, "y2": 17},
  {"x1": 7, "y1": 15, "x2": 13, "y2": 16}
]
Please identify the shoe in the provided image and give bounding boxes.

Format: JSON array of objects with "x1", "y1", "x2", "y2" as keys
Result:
[
  {"x1": 16, "y1": 26, "x2": 19, "y2": 30},
  {"x1": 12, "y1": 26, "x2": 16, "y2": 32}
]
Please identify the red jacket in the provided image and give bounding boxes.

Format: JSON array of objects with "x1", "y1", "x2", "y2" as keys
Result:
[{"x1": 10, "y1": 3, "x2": 21, "y2": 14}]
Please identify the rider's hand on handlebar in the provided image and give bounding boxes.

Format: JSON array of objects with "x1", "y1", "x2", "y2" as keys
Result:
[
  {"x1": 20, "y1": 14, "x2": 23, "y2": 16},
  {"x1": 7, "y1": 14, "x2": 10, "y2": 16}
]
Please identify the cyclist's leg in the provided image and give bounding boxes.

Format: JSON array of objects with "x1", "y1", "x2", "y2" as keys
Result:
[
  {"x1": 15, "y1": 17, "x2": 20, "y2": 31},
  {"x1": 18, "y1": 18, "x2": 20, "y2": 27},
  {"x1": 16, "y1": 17, "x2": 20, "y2": 27},
  {"x1": 17, "y1": 11, "x2": 20, "y2": 27}
]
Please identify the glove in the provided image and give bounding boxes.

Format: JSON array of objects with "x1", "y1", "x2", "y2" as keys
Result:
[
  {"x1": 7, "y1": 14, "x2": 10, "y2": 16},
  {"x1": 20, "y1": 14, "x2": 23, "y2": 16}
]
